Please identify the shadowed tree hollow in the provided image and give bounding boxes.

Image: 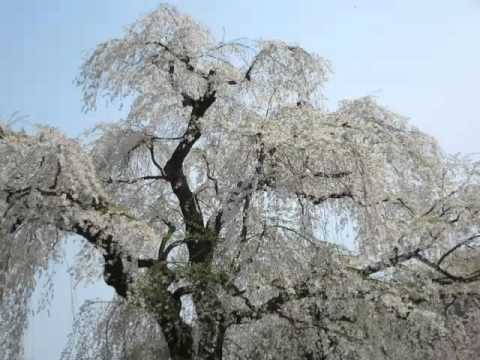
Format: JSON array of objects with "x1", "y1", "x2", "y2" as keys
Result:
[{"x1": 2, "y1": 5, "x2": 480, "y2": 360}]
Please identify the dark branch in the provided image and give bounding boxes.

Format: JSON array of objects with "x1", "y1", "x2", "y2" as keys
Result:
[
  {"x1": 308, "y1": 170, "x2": 351, "y2": 179},
  {"x1": 211, "y1": 133, "x2": 269, "y2": 233},
  {"x1": 147, "y1": 41, "x2": 198, "y2": 71},
  {"x1": 359, "y1": 247, "x2": 480, "y2": 285},
  {"x1": 164, "y1": 90, "x2": 216, "y2": 179},
  {"x1": 172, "y1": 286, "x2": 193, "y2": 300},
  {"x1": 415, "y1": 253, "x2": 480, "y2": 284},
  {"x1": 4, "y1": 182, "x2": 153, "y2": 298},
  {"x1": 160, "y1": 72, "x2": 217, "y2": 263},
  {"x1": 240, "y1": 195, "x2": 251, "y2": 243},
  {"x1": 49, "y1": 159, "x2": 62, "y2": 189},
  {"x1": 147, "y1": 142, "x2": 165, "y2": 175},
  {"x1": 295, "y1": 190, "x2": 353, "y2": 205},
  {"x1": 137, "y1": 258, "x2": 156, "y2": 268},
  {"x1": 146, "y1": 40, "x2": 209, "y2": 79},
  {"x1": 358, "y1": 248, "x2": 421, "y2": 276},
  {"x1": 162, "y1": 240, "x2": 185, "y2": 259},
  {"x1": 106, "y1": 175, "x2": 166, "y2": 184},
  {"x1": 73, "y1": 221, "x2": 131, "y2": 298},
  {"x1": 227, "y1": 280, "x2": 315, "y2": 324},
  {"x1": 202, "y1": 154, "x2": 219, "y2": 195},
  {"x1": 437, "y1": 234, "x2": 480, "y2": 266},
  {"x1": 157, "y1": 220, "x2": 177, "y2": 261},
  {"x1": 244, "y1": 58, "x2": 257, "y2": 81},
  {"x1": 395, "y1": 197, "x2": 415, "y2": 216}
]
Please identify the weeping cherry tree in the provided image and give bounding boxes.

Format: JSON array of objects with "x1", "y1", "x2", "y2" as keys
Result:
[{"x1": 2, "y1": 5, "x2": 480, "y2": 360}]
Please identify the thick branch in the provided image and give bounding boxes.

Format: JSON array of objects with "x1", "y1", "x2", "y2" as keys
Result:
[
  {"x1": 3, "y1": 183, "x2": 152, "y2": 299},
  {"x1": 7, "y1": 182, "x2": 194, "y2": 358},
  {"x1": 73, "y1": 220, "x2": 131, "y2": 298}
]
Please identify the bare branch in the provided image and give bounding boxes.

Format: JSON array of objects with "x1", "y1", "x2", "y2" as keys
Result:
[
  {"x1": 359, "y1": 247, "x2": 480, "y2": 285},
  {"x1": 358, "y1": 248, "x2": 421, "y2": 276},
  {"x1": 106, "y1": 175, "x2": 166, "y2": 184},
  {"x1": 201, "y1": 153, "x2": 219, "y2": 195},
  {"x1": 147, "y1": 142, "x2": 165, "y2": 175},
  {"x1": 437, "y1": 234, "x2": 480, "y2": 266},
  {"x1": 145, "y1": 40, "x2": 208, "y2": 79},
  {"x1": 310, "y1": 170, "x2": 351, "y2": 179},
  {"x1": 295, "y1": 190, "x2": 353, "y2": 205}
]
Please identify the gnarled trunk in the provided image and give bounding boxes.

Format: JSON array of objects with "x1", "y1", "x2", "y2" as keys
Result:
[{"x1": 194, "y1": 283, "x2": 227, "y2": 360}]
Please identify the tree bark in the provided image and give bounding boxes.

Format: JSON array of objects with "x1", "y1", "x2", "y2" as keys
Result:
[{"x1": 194, "y1": 282, "x2": 226, "y2": 360}]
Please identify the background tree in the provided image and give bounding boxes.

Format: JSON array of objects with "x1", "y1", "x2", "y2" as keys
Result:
[{"x1": 2, "y1": 5, "x2": 480, "y2": 360}]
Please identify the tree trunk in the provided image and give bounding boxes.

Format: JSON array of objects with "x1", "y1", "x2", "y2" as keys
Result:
[
  {"x1": 140, "y1": 263, "x2": 195, "y2": 360},
  {"x1": 194, "y1": 283, "x2": 226, "y2": 360}
]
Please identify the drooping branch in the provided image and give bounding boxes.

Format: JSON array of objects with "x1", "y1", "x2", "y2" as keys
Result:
[
  {"x1": 357, "y1": 248, "x2": 422, "y2": 276},
  {"x1": 415, "y1": 253, "x2": 480, "y2": 285},
  {"x1": 437, "y1": 234, "x2": 480, "y2": 266},
  {"x1": 72, "y1": 220, "x2": 131, "y2": 298},
  {"x1": 147, "y1": 141, "x2": 166, "y2": 175},
  {"x1": 358, "y1": 246, "x2": 480, "y2": 285},
  {"x1": 0, "y1": 131, "x2": 162, "y2": 298},
  {"x1": 1, "y1": 129, "x2": 197, "y2": 359},
  {"x1": 3, "y1": 184, "x2": 148, "y2": 298}
]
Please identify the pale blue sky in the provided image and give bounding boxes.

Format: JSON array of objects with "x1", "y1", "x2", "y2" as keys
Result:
[{"x1": 1, "y1": 1, "x2": 479, "y2": 359}]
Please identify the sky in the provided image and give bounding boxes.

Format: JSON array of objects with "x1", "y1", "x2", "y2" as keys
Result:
[{"x1": 1, "y1": 1, "x2": 480, "y2": 359}]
